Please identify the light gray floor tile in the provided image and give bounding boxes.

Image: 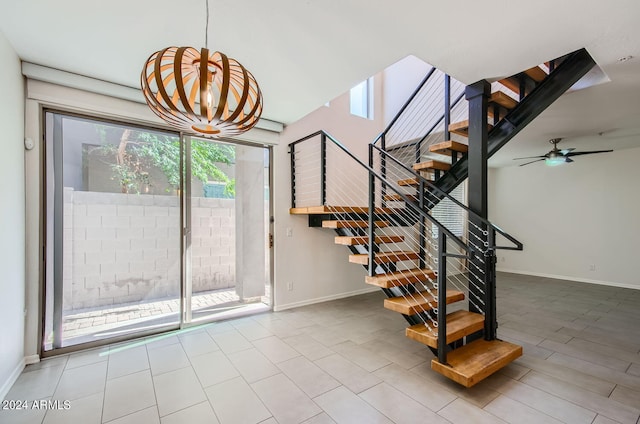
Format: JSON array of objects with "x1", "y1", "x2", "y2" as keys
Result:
[
  {"x1": 627, "y1": 363, "x2": 640, "y2": 377},
  {"x1": 227, "y1": 348, "x2": 280, "y2": 383},
  {"x1": 539, "y1": 339, "x2": 631, "y2": 372},
  {"x1": 160, "y1": 401, "x2": 219, "y2": 424},
  {"x1": 258, "y1": 418, "x2": 278, "y2": 424},
  {"x1": 179, "y1": 331, "x2": 220, "y2": 358},
  {"x1": 252, "y1": 373, "x2": 321, "y2": 424},
  {"x1": 65, "y1": 347, "x2": 109, "y2": 369},
  {"x1": 205, "y1": 376, "x2": 271, "y2": 424},
  {"x1": 521, "y1": 371, "x2": 640, "y2": 423},
  {"x1": 105, "y1": 406, "x2": 160, "y2": 424},
  {"x1": 497, "y1": 362, "x2": 530, "y2": 380},
  {"x1": 610, "y1": 385, "x2": 640, "y2": 409},
  {"x1": 211, "y1": 330, "x2": 253, "y2": 354},
  {"x1": 144, "y1": 334, "x2": 180, "y2": 351},
  {"x1": 315, "y1": 354, "x2": 381, "y2": 394},
  {"x1": 190, "y1": 350, "x2": 239, "y2": 388},
  {"x1": 439, "y1": 398, "x2": 506, "y2": 424},
  {"x1": 43, "y1": 392, "x2": 102, "y2": 424},
  {"x1": 483, "y1": 394, "x2": 563, "y2": 424},
  {"x1": 360, "y1": 383, "x2": 450, "y2": 424},
  {"x1": 314, "y1": 386, "x2": 392, "y2": 424},
  {"x1": 547, "y1": 352, "x2": 640, "y2": 391},
  {"x1": 282, "y1": 335, "x2": 335, "y2": 361},
  {"x1": 485, "y1": 374, "x2": 597, "y2": 423},
  {"x1": 107, "y1": 345, "x2": 149, "y2": 380},
  {"x1": 232, "y1": 320, "x2": 274, "y2": 341},
  {"x1": 53, "y1": 361, "x2": 107, "y2": 401},
  {"x1": 301, "y1": 412, "x2": 336, "y2": 423},
  {"x1": 375, "y1": 364, "x2": 457, "y2": 411},
  {"x1": 0, "y1": 402, "x2": 48, "y2": 424},
  {"x1": 592, "y1": 414, "x2": 626, "y2": 424},
  {"x1": 277, "y1": 356, "x2": 341, "y2": 398},
  {"x1": 147, "y1": 343, "x2": 191, "y2": 376},
  {"x1": 359, "y1": 339, "x2": 426, "y2": 369},
  {"x1": 332, "y1": 341, "x2": 391, "y2": 372},
  {"x1": 153, "y1": 367, "x2": 207, "y2": 417},
  {"x1": 102, "y1": 369, "x2": 156, "y2": 422},
  {"x1": 204, "y1": 321, "x2": 234, "y2": 336},
  {"x1": 252, "y1": 336, "x2": 300, "y2": 363},
  {"x1": 567, "y1": 338, "x2": 640, "y2": 366},
  {"x1": 5, "y1": 365, "x2": 64, "y2": 400}
]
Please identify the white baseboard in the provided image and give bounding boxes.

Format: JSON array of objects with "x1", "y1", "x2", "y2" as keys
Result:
[
  {"x1": 24, "y1": 355, "x2": 40, "y2": 365},
  {"x1": 497, "y1": 268, "x2": 640, "y2": 291},
  {"x1": 274, "y1": 287, "x2": 379, "y2": 312},
  {"x1": 0, "y1": 358, "x2": 25, "y2": 401}
]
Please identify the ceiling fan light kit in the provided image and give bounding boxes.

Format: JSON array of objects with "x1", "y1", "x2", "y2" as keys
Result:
[
  {"x1": 140, "y1": 0, "x2": 263, "y2": 138},
  {"x1": 514, "y1": 137, "x2": 613, "y2": 167}
]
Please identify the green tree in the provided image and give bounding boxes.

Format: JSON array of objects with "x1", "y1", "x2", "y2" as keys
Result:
[{"x1": 93, "y1": 126, "x2": 235, "y2": 195}]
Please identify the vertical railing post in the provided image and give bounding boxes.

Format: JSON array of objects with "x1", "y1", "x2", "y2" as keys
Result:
[
  {"x1": 380, "y1": 134, "x2": 387, "y2": 207},
  {"x1": 320, "y1": 133, "x2": 327, "y2": 205},
  {"x1": 437, "y1": 230, "x2": 447, "y2": 364},
  {"x1": 444, "y1": 74, "x2": 451, "y2": 141},
  {"x1": 289, "y1": 144, "x2": 296, "y2": 209},
  {"x1": 368, "y1": 144, "x2": 376, "y2": 277},
  {"x1": 484, "y1": 229, "x2": 497, "y2": 340},
  {"x1": 418, "y1": 180, "x2": 426, "y2": 270}
]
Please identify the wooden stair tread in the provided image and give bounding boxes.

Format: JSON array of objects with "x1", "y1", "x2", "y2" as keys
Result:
[
  {"x1": 524, "y1": 66, "x2": 547, "y2": 82},
  {"x1": 431, "y1": 339, "x2": 523, "y2": 387},
  {"x1": 448, "y1": 120, "x2": 494, "y2": 138},
  {"x1": 498, "y1": 76, "x2": 520, "y2": 94},
  {"x1": 349, "y1": 250, "x2": 419, "y2": 265},
  {"x1": 489, "y1": 91, "x2": 518, "y2": 110},
  {"x1": 428, "y1": 140, "x2": 469, "y2": 155},
  {"x1": 290, "y1": 205, "x2": 395, "y2": 215},
  {"x1": 398, "y1": 178, "x2": 418, "y2": 186},
  {"x1": 334, "y1": 235, "x2": 404, "y2": 246},
  {"x1": 384, "y1": 289, "x2": 465, "y2": 315},
  {"x1": 383, "y1": 193, "x2": 417, "y2": 202},
  {"x1": 321, "y1": 220, "x2": 389, "y2": 229},
  {"x1": 413, "y1": 160, "x2": 451, "y2": 172},
  {"x1": 365, "y1": 268, "x2": 436, "y2": 288},
  {"x1": 405, "y1": 310, "x2": 485, "y2": 349}
]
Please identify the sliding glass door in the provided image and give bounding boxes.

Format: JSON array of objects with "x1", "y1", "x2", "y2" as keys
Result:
[{"x1": 43, "y1": 112, "x2": 272, "y2": 353}]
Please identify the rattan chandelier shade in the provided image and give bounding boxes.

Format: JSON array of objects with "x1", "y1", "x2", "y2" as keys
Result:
[{"x1": 141, "y1": 46, "x2": 263, "y2": 137}]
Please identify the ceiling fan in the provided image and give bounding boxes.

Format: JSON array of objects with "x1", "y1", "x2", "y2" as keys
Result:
[{"x1": 513, "y1": 138, "x2": 613, "y2": 167}]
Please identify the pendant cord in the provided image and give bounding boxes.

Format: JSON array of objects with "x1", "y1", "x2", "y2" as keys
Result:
[{"x1": 205, "y1": 0, "x2": 209, "y2": 49}]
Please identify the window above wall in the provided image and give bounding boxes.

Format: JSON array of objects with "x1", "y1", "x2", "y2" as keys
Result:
[{"x1": 350, "y1": 77, "x2": 374, "y2": 119}]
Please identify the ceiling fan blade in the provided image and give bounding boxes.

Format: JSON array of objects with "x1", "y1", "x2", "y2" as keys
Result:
[
  {"x1": 565, "y1": 157, "x2": 574, "y2": 163},
  {"x1": 560, "y1": 148, "x2": 576, "y2": 154},
  {"x1": 519, "y1": 158, "x2": 545, "y2": 167},
  {"x1": 565, "y1": 150, "x2": 613, "y2": 157},
  {"x1": 513, "y1": 155, "x2": 546, "y2": 160}
]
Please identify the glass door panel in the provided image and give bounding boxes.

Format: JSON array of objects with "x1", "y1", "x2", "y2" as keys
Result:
[
  {"x1": 185, "y1": 137, "x2": 271, "y2": 324},
  {"x1": 43, "y1": 112, "x2": 182, "y2": 350}
]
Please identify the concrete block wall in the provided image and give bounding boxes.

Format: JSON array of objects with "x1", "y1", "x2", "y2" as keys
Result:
[{"x1": 63, "y1": 189, "x2": 235, "y2": 311}]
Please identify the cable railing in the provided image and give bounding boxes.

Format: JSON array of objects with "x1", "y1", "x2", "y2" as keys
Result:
[{"x1": 289, "y1": 130, "x2": 522, "y2": 365}]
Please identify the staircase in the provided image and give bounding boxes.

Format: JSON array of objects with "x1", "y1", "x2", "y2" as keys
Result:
[{"x1": 288, "y1": 48, "x2": 595, "y2": 387}]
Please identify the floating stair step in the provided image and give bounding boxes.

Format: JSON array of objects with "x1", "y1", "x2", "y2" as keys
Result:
[
  {"x1": 428, "y1": 140, "x2": 469, "y2": 155},
  {"x1": 398, "y1": 178, "x2": 418, "y2": 187},
  {"x1": 383, "y1": 193, "x2": 418, "y2": 202},
  {"x1": 524, "y1": 66, "x2": 547, "y2": 82},
  {"x1": 384, "y1": 289, "x2": 465, "y2": 315},
  {"x1": 405, "y1": 310, "x2": 485, "y2": 349},
  {"x1": 448, "y1": 120, "x2": 494, "y2": 138},
  {"x1": 431, "y1": 339, "x2": 523, "y2": 387},
  {"x1": 413, "y1": 160, "x2": 451, "y2": 172},
  {"x1": 498, "y1": 76, "x2": 520, "y2": 95},
  {"x1": 489, "y1": 91, "x2": 518, "y2": 110},
  {"x1": 321, "y1": 220, "x2": 389, "y2": 229},
  {"x1": 334, "y1": 235, "x2": 404, "y2": 246},
  {"x1": 290, "y1": 205, "x2": 395, "y2": 215},
  {"x1": 349, "y1": 250, "x2": 419, "y2": 265},
  {"x1": 365, "y1": 268, "x2": 436, "y2": 288}
]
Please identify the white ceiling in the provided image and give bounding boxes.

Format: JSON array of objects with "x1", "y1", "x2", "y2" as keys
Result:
[{"x1": 1, "y1": 0, "x2": 640, "y2": 165}]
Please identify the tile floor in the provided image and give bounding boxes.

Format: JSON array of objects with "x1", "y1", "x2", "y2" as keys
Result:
[{"x1": 2, "y1": 272, "x2": 640, "y2": 424}]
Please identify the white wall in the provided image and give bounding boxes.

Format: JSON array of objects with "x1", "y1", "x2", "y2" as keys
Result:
[
  {"x1": 273, "y1": 77, "x2": 386, "y2": 310},
  {"x1": 489, "y1": 145, "x2": 640, "y2": 289},
  {"x1": 382, "y1": 55, "x2": 433, "y2": 124},
  {"x1": 0, "y1": 31, "x2": 26, "y2": 399}
]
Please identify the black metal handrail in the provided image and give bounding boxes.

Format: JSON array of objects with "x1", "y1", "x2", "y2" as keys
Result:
[{"x1": 371, "y1": 143, "x2": 522, "y2": 251}]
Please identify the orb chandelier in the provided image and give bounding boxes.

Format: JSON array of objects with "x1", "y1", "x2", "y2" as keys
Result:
[{"x1": 140, "y1": 1, "x2": 263, "y2": 137}]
